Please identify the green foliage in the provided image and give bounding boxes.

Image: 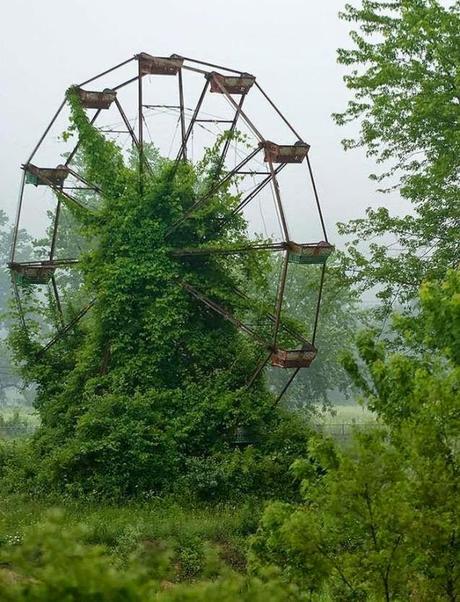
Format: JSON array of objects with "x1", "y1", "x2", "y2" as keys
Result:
[
  {"x1": 251, "y1": 270, "x2": 460, "y2": 600},
  {"x1": 7, "y1": 88, "x2": 312, "y2": 499},
  {"x1": 334, "y1": 0, "x2": 460, "y2": 307}
]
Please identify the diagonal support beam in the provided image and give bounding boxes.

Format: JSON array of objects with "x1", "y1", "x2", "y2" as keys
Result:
[
  {"x1": 166, "y1": 146, "x2": 261, "y2": 237},
  {"x1": 268, "y1": 158, "x2": 290, "y2": 242},
  {"x1": 211, "y1": 76, "x2": 263, "y2": 142},
  {"x1": 182, "y1": 282, "x2": 272, "y2": 349},
  {"x1": 176, "y1": 79, "x2": 210, "y2": 163},
  {"x1": 38, "y1": 299, "x2": 96, "y2": 356},
  {"x1": 215, "y1": 93, "x2": 246, "y2": 176},
  {"x1": 65, "y1": 109, "x2": 102, "y2": 166},
  {"x1": 272, "y1": 250, "x2": 289, "y2": 348},
  {"x1": 114, "y1": 98, "x2": 153, "y2": 176}
]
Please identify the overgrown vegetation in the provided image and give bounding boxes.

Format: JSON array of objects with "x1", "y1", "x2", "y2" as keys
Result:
[
  {"x1": 7, "y1": 88, "x2": 313, "y2": 500},
  {"x1": 1, "y1": 0, "x2": 459, "y2": 599}
]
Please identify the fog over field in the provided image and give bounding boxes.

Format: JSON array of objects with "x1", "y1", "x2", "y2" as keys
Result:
[{"x1": 0, "y1": 0, "x2": 403, "y2": 242}]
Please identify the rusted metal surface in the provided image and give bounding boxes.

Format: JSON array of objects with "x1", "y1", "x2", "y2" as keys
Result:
[
  {"x1": 209, "y1": 72, "x2": 255, "y2": 95},
  {"x1": 287, "y1": 241, "x2": 334, "y2": 265},
  {"x1": 8, "y1": 259, "x2": 78, "y2": 285},
  {"x1": 9, "y1": 262, "x2": 56, "y2": 285},
  {"x1": 136, "y1": 53, "x2": 183, "y2": 76},
  {"x1": 262, "y1": 140, "x2": 310, "y2": 164},
  {"x1": 271, "y1": 347, "x2": 317, "y2": 369},
  {"x1": 75, "y1": 87, "x2": 117, "y2": 109},
  {"x1": 24, "y1": 164, "x2": 68, "y2": 187}
]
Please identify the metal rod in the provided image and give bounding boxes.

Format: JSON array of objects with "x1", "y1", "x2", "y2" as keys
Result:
[
  {"x1": 171, "y1": 241, "x2": 286, "y2": 257},
  {"x1": 233, "y1": 287, "x2": 309, "y2": 346},
  {"x1": 235, "y1": 171, "x2": 271, "y2": 175},
  {"x1": 113, "y1": 98, "x2": 152, "y2": 177},
  {"x1": 10, "y1": 171, "x2": 26, "y2": 263},
  {"x1": 38, "y1": 299, "x2": 96, "y2": 355},
  {"x1": 50, "y1": 275, "x2": 64, "y2": 327},
  {"x1": 66, "y1": 166, "x2": 101, "y2": 192},
  {"x1": 176, "y1": 79, "x2": 209, "y2": 162},
  {"x1": 9, "y1": 258, "x2": 79, "y2": 268},
  {"x1": 273, "y1": 367, "x2": 300, "y2": 407},
  {"x1": 182, "y1": 283, "x2": 271, "y2": 348},
  {"x1": 268, "y1": 158, "x2": 290, "y2": 242},
  {"x1": 167, "y1": 146, "x2": 261, "y2": 236},
  {"x1": 49, "y1": 199, "x2": 61, "y2": 260},
  {"x1": 112, "y1": 75, "x2": 139, "y2": 91},
  {"x1": 272, "y1": 250, "x2": 289, "y2": 348},
  {"x1": 181, "y1": 64, "x2": 209, "y2": 76},
  {"x1": 65, "y1": 109, "x2": 102, "y2": 166},
  {"x1": 306, "y1": 157, "x2": 328, "y2": 242},
  {"x1": 255, "y1": 82, "x2": 303, "y2": 141},
  {"x1": 21, "y1": 168, "x2": 90, "y2": 212},
  {"x1": 230, "y1": 164, "x2": 286, "y2": 215},
  {"x1": 11, "y1": 274, "x2": 27, "y2": 332},
  {"x1": 246, "y1": 352, "x2": 272, "y2": 388},
  {"x1": 78, "y1": 56, "x2": 135, "y2": 87},
  {"x1": 212, "y1": 77, "x2": 264, "y2": 142},
  {"x1": 312, "y1": 264, "x2": 326, "y2": 345},
  {"x1": 181, "y1": 55, "x2": 246, "y2": 75},
  {"x1": 216, "y1": 93, "x2": 246, "y2": 174},
  {"x1": 206, "y1": 164, "x2": 286, "y2": 241},
  {"x1": 138, "y1": 60, "x2": 144, "y2": 192},
  {"x1": 196, "y1": 119, "x2": 234, "y2": 123},
  {"x1": 26, "y1": 99, "x2": 66, "y2": 164},
  {"x1": 178, "y1": 69, "x2": 187, "y2": 161}
]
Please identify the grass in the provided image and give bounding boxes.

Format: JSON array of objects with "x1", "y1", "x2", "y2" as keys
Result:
[
  {"x1": 316, "y1": 403, "x2": 376, "y2": 425},
  {"x1": 0, "y1": 494, "x2": 260, "y2": 576}
]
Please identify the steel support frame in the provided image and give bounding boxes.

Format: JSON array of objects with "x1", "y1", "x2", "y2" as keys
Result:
[
  {"x1": 10, "y1": 52, "x2": 330, "y2": 405},
  {"x1": 182, "y1": 283, "x2": 271, "y2": 349},
  {"x1": 267, "y1": 158, "x2": 290, "y2": 242},
  {"x1": 215, "y1": 92, "x2": 247, "y2": 176},
  {"x1": 167, "y1": 145, "x2": 262, "y2": 236},
  {"x1": 176, "y1": 78, "x2": 210, "y2": 163},
  {"x1": 38, "y1": 299, "x2": 96, "y2": 356},
  {"x1": 210, "y1": 76, "x2": 264, "y2": 142}
]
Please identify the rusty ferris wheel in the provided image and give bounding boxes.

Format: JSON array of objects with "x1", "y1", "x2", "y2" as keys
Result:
[{"x1": 8, "y1": 53, "x2": 334, "y2": 404}]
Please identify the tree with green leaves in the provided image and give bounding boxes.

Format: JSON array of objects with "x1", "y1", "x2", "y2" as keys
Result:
[
  {"x1": 334, "y1": 0, "x2": 460, "y2": 309},
  {"x1": 251, "y1": 269, "x2": 460, "y2": 600}
]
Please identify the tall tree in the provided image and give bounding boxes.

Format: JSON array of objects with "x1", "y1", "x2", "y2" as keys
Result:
[
  {"x1": 251, "y1": 268, "x2": 460, "y2": 601},
  {"x1": 334, "y1": 0, "x2": 460, "y2": 308}
]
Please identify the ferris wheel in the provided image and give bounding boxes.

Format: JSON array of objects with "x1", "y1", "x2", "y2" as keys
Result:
[{"x1": 8, "y1": 52, "x2": 334, "y2": 404}]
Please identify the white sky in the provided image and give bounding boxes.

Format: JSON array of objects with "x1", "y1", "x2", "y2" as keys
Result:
[{"x1": 0, "y1": 0, "x2": 405, "y2": 246}]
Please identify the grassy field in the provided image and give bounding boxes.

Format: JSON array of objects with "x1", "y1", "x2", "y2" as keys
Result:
[{"x1": 315, "y1": 403, "x2": 376, "y2": 425}]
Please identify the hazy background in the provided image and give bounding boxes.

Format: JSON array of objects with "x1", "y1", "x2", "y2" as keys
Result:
[{"x1": 0, "y1": 0, "x2": 404, "y2": 242}]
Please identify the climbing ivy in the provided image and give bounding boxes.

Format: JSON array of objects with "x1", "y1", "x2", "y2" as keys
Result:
[{"x1": 8, "y1": 89, "x2": 311, "y2": 499}]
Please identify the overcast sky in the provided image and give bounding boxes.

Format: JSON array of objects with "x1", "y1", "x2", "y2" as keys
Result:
[{"x1": 0, "y1": 0, "x2": 405, "y2": 247}]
